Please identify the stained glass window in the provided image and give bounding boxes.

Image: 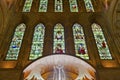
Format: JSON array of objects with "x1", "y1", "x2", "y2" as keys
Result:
[
  {"x1": 92, "y1": 23, "x2": 112, "y2": 59},
  {"x1": 29, "y1": 24, "x2": 45, "y2": 60},
  {"x1": 53, "y1": 24, "x2": 65, "y2": 53},
  {"x1": 23, "y1": 0, "x2": 33, "y2": 12},
  {"x1": 69, "y1": 0, "x2": 78, "y2": 12},
  {"x1": 73, "y1": 23, "x2": 89, "y2": 59},
  {"x1": 39, "y1": 0, "x2": 48, "y2": 12},
  {"x1": 83, "y1": 0, "x2": 94, "y2": 12},
  {"x1": 55, "y1": 0, "x2": 63, "y2": 12},
  {"x1": 6, "y1": 23, "x2": 26, "y2": 60}
]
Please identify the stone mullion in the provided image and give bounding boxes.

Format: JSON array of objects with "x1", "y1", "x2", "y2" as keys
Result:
[
  {"x1": 22, "y1": 26, "x2": 35, "y2": 61},
  {"x1": 78, "y1": 0, "x2": 86, "y2": 12},
  {"x1": 47, "y1": 0, "x2": 54, "y2": 12},
  {"x1": 42, "y1": 23, "x2": 53, "y2": 56},
  {"x1": 63, "y1": 0, "x2": 70, "y2": 12},
  {"x1": 18, "y1": 0, "x2": 25, "y2": 12},
  {"x1": 31, "y1": 0, "x2": 39, "y2": 12},
  {"x1": 64, "y1": 23, "x2": 75, "y2": 55},
  {"x1": 16, "y1": 23, "x2": 34, "y2": 68},
  {"x1": 91, "y1": 0, "x2": 100, "y2": 12},
  {"x1": 83, "y1": 23, "x2": 99, "y2": 67}
]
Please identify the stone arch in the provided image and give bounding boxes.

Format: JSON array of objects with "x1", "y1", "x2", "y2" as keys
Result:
[
  {"x1": 0, "y1": 4, "x2": 3, "y2": 34},
  {"x1": 23, "y1": 54, "x2": 97, "y2": 80},
  {"x1": 112, "y1": 0, "x2": 120, "y2": 62}
]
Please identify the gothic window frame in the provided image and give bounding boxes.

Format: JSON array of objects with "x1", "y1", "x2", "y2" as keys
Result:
[
  {"x1": 55, "y1": 0, "x2": 63, "y2": 12},
  {"x1": 38, "y1": 0, "x2": 48, "y2": 12},
  {"x1": 5, "y1": 23, "x2": 26, "y2": 60},
  {"x1": 53, "y1": 23, "x2": 65, "y2": 54},
  {"x1": 83, "y1": 0, "x2": 95, "y2": 12},
  {"x1": 73, "y1": 23, "x2": 89, "y2": 59},
  {"x1": 91, "y1": 23, "x2": 112, "y2": 60},
  {"x1": 69, "y1": 0, "x2": 79, "y2": 12},
  {"x1": 29, "y1": 23, "x2": 45, "y2": 60},
  {"x1": 22, "y1": 0, "x2": 33, "y2": 12}
]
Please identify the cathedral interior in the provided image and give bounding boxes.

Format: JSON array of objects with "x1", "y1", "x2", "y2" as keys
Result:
[{"x1": 0, "y1": 0, "x2": 120, "y2": 80}]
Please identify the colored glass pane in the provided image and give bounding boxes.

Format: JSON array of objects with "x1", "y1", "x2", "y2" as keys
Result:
[
  {"x1": 55, "y1": 0, "x2": 63, "y2": 12},
  {"x1": 53, "y1": 24, "x2": 65, "y2": 53},
  {"x1": 73, "y1": 23, "x2": 89, "y2": 59},
  {"x1": 69, "y1": 0, "x2": 78, "y2": 12},
  {"x1": 23, "y1": 0, "x2": 33, "y2": 12},
  {"x1": 92, "y1": 23, "x2": 112, "y2": 59},
  {"x1": 29, "y1": 24, "x2": 45, "y2": 60},
  {"x1": 83, "y1": 0, "x2": 94, "y2": 12},
  {"x1": 6, "y1": 23, "x2": 26, "y2": 60},
  {"x1": 39, "y1": 0, "x2": 48, "y2": 12}
]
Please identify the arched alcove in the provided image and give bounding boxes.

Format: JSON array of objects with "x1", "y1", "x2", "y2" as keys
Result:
[{"x1": 23, "y1": 54, "x2": 97, "y2": 80}]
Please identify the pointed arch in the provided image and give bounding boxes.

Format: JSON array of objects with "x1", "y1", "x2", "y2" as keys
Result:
[
  {"x1": 83, "y1": 0, "x2": 94, "y2": 12},
  {"x1": 73, "y1": 23, "x2": 89, "y2": 59},
  {"x1": 53, "y1": 23, "x2": 65, "y2": 53},
  {"x1": 69, "y1": 0, "x2": 78, "y2": 12},
  {"x1": 92, "y1": 23, "x2": 112, "y2": 59},
  {"x1": 55, "y1": 0, "x2": 63, "y2": 12},
  {"x1": 38, "y1": 0, "x2": 48, "y2": 12},
  {"x1": 29, "y1": 23, "x2": 45, "y2": 60},
  {"x1": 22, "y1": 0, "x2": 33, "y2": 12},
  {"x1": 6, "y1": 23, "x2": 26, "y2": 60}
]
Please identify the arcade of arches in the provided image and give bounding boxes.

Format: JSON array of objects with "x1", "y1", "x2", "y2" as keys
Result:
[{"x1": 0, "y1": 0, "x2": 120, "y2": 80}]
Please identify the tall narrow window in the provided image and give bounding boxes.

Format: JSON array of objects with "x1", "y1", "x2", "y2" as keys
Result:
[
  {"x1": 29, "y1": 24, "x2": 45, "y2": 60},
  {"x1": 39, "y1": 0, "x2": 48, "y2": 12},
  {"x1": 73, "y1": 23, "x2": 89, "y2": 59},
  {"x1": 22, "y1": 0, "x2": 33, "y2": 12},
  {"x1": 6, "y1": 23, "x2": 26, "y2": 60},
  {"x1": 83, "y1": 0, "x2": 94, "y2": 12},
  {"x1": 92, "y1": 23, "x2": 112, "y2": 59},
  {"x1": 55, "y1": 0, "x2": 63, "y2": 12},
  {"x1": 53, "y1": 24, "x2": 65, "y2": 53},
  {"x1": 69, "y1": 0, "x2": 78, "y2": 12}
]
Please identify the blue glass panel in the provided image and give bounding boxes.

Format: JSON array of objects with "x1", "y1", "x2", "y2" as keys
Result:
[{"x1": 6, "y1": 23, "x2": 26, "y2": 60}]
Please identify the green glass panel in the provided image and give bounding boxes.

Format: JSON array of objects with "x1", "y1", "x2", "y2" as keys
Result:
[
  {"x1": 92, "y1": 23, "x2": 112, "y2": 59},
  {"x1": 23, "y1": 0, "x2": 33, "y2": 12},
  {"x1": 29, "y1": 24, "x2": 45, "y2": 60},
  {"x1": 39, "y1": 0, "x2": 48, "y2": 12},
  {"x1": 6, "y1": 23, "x2": 26, "y2": 60},
  {"x1": 53, "y1": 24, "x2": 65, "y2": 53},
  {"x1": 69, "y1": 0, "x2": 78, "y2": 12},
  {"x1": 73, "y1": 23, "x2": 89, "y2": 59},
  {"x1": 55, "y1": 0, "x2": 63, "y2": 12},
  {"x1": 83, "y1": 0, "x2": 94, "y2": 12}
]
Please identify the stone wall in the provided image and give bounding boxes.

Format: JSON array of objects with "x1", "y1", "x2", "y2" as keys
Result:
[{"x1": 0, "y1": 0, "x2": 120, "y2": 80}]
